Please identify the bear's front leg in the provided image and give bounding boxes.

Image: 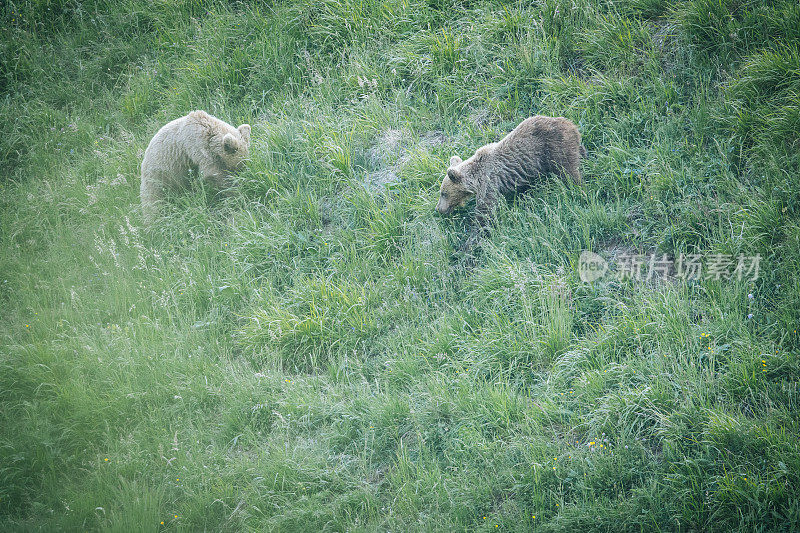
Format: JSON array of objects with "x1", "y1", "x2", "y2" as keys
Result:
[
  {"x1": 198, "y1": 162, "x2": 234, "y2": 199},
  {"x1": 459, "y1": 188, "x2": 497, "y2": 253}
]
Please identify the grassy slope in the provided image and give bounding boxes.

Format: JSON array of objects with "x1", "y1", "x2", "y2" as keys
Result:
[{"x1": 1, "y1": 0, "x2": 800, "y2": 530}]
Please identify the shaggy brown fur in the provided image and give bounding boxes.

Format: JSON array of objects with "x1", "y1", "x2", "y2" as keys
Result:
[{"x1": 436, "y1": 115, "x2": 586, "y2": 250}]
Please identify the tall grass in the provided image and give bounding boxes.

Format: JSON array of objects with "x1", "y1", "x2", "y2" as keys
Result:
[{"x1": 1, "y1": 0, "x2": 799, "y2": 530}]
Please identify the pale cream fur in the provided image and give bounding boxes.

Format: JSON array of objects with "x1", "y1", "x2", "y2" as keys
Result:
[{"x1": 140, "y1": 110, "x2": 251, "y2": 224}]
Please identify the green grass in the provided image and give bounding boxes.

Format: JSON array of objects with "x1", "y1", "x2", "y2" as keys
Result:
[{"x1": 2, "y1": 0, "x2": 800, "y2": 530}]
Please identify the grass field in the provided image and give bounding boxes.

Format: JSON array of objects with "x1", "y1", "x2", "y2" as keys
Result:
[{"x1": 2, "y1": 0, "x2": 800, "y2": 530}]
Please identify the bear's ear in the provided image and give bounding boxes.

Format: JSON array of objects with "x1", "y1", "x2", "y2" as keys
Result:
[
  {"x1": 238, "y1": 124, "x2": 251, "y2": 144},
  {"x1": 223, "y1": 133, "x2": 239, "y2": 154},
  {"x1": 447, "y1": 168, "x2": 463, "y2": 183},
  {"x1": 449, "y1": 155, "x2": 463, "y2": 166}
]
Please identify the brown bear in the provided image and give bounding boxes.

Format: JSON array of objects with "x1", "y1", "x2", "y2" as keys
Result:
[
  {"x1": 436, "y1": 115, "x2": 586, "y2": 251},
  {"x1": 140, "y1": 110, "x2": 251, "y2": 224}
]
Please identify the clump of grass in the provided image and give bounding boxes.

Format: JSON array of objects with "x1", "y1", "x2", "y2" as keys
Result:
[
  {"x1": 725, "y1": 44, "x2": 800, "y2": 155},
  {"x1": 578, "y1": 13, "x2": 656, "y2": 74},
  {"x1": 241, "y1": 277, "x2": 381, "y2": 371}
]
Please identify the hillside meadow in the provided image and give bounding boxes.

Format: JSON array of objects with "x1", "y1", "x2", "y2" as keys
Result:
[{"x1": 1, "y1": 0, "x2": 799, "y2": 530}]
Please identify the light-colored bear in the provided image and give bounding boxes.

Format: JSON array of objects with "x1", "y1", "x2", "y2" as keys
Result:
[
  {"x1": 140, "y1": 110, "x2": 251, "y2": 224},
  {"x1": 436, "y1": 115, "x2": 586, "y2": 251}
]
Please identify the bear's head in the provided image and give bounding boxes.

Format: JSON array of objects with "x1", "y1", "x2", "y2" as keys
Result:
[
  {"x1": 220, "y1": 124, "x2": 251, "y2": 170},
  {"x1": 436, "y1": 149, "x2": 490, "y2": 215}
]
